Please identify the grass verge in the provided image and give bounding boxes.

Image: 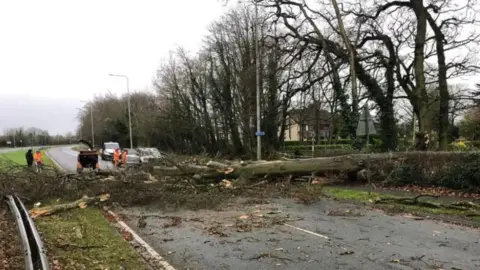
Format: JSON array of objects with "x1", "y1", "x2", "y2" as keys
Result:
[
  {"x1": 322, "y1": 186, "x2": 480, "y2": 225},
  {"x1": 1, "y1": 149, "x2": 150, "y2": 269},
  {"x1": 35, "y1": 207, "x2": 148, "y2": 269},
  {"x1": 71, "y1": 145, "x2": 88, "y2": 152},
  {"x1": 0, "y1": 149, "x2": 54, "y2": 171}
]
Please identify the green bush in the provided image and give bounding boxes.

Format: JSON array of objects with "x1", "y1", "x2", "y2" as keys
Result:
[
  {"x1": 383, "y1": 152, "x2": 480, "y2": 192},
  {"x1": 284, "y1": 139, "x2": 352, "y2": 147},
  {"x1": 285, "y1": 144, "x2": 352, "y2": 151},
  {"x1": 465, "y1": 140, "x2": 480, "y2": 149}
]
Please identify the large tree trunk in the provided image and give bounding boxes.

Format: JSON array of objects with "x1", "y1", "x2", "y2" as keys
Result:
[
  {"x1": 425, "y1": 10, "x2": 449, "y2": 150},
  {"x1": 151, "y1": 152, "x2": 455, "y2": 180},
  {"x1": 331, "y1": 0, "x2": 359, "y2": 135},
  {"x1": 411, "y1": 0, "x2": 430, "y2": 149}
]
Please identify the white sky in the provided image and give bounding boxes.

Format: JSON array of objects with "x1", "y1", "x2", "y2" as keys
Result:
[
  {"x1": 0, "y1": 0, "x2": 232, "y2": 134},
  {"x1": 0, "y1": 0, "x2": 477, "y2": 135}
]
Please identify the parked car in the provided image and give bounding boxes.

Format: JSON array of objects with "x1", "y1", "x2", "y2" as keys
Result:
[
  {"x1": 100, "y1": 141, "x2": 120, "y2": 161},
  {"x1": 136, "y1": 147, "x2": 163, "y2": 163},
  {"x1": 123, "y1": 148, "x2": 141, "y2": 166}
]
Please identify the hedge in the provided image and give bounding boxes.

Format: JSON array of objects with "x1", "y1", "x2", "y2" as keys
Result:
[
  {"x1": 292, "y1": 149, "x2": 357, "y2": 157},
  {"x1": 285, "y1": 144, "x2": 353, "y2": 151},
  {"x1": 369, "y1": 152, "x2": 480, "y2": 192},
  {"x1": 284, "y1": 139, "x2": 352, "y2": 146}
]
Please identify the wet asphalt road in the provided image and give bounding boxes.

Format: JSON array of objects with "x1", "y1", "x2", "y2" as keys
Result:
[
  {"x1": 46, "y1": 146, "x2": 480, "y2": 270},
  {"x1": 117, "y1": 199, "x2": 480, "y2": 270},
  {"x1": 46, "y1": 145, "x2": 115, "y2": 172}
]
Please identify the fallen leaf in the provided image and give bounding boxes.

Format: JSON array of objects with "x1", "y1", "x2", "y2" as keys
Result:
[
  {"x1": 74, "y1": 227, "x2": 83, "y2": 239},
  {"x1": 391, "y1": 259, "x2": 400, "y2": 263},
  {"x1": 221, "y1": 180, "x2": 233, "y2": 189},
  {"x1": 239, "y1": 215, "x2": 249, "y2": 219},
  {"x1": 78, "y1": 202, "x2": 87, "y2": 209},
  {"x1": 99, "y1": 193, "x2": 110, "y2": 202},
  {"x1": 121, "y1": 229, "x2": 133, "y2": 241}
]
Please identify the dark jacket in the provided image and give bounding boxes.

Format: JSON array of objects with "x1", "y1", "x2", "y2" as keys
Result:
[{"x1": 25, "y1": 150, "x2": 33, "y2": 166}]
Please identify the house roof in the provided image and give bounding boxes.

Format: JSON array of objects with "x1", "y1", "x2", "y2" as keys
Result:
[{"x1": 289, "y1": 103, "x2": 331, "y2": 124}]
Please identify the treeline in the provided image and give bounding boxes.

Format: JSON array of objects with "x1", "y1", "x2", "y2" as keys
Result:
[
  {"x1": 77, "y1": 0, "x2": 480, "y2": 157},
  {"x1": 0, "y1": 127, "x2": 74, "y2": 147}
]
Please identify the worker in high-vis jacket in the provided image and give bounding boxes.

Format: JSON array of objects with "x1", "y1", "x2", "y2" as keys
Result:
[
  {"x1": 121, "y1": 149, "x2": 128, "y2": 167},
  {"x1": 33, "y1": 150, "x2": 42, "y2": 164},
  {"x1": 33, "y1": 150, "x2": 43, "y2": 172},
  {"x1": 113, "y1": 148, "x2": 120, "y2": 167}
]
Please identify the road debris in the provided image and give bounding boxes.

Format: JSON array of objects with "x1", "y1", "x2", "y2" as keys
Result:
[{"x1": 29, "y1": 193, "x2": 110, "y2": 218}]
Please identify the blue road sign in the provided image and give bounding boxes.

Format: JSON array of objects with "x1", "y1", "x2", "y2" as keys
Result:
[{"x1": 255, "y1": 131, "x2": 265, "y2": 136}]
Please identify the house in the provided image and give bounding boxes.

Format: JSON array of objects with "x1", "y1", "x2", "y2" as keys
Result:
[{"x1": 283, "y1": 103, "x2": 333, "y2": 142}]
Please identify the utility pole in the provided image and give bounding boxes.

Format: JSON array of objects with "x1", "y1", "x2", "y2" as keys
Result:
[
  {"x1": 90, "y1": 104, "x2": 95, "y2": 146},
  {"x1": 254, "y1": 0, "x2": 262, "y2": 160},
  {"x1": 80, "y1": 101, "x2": 95, "y2": 146},
  {"x1": 109, "y1": 74, "x2": 133, "y2": 149},
  {"x1": 364, "y1": 104, "x2": 370, "y2": 148}
]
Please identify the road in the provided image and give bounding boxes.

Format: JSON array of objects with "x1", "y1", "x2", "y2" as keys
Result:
[
  {"x1": 46, "y1": 146, "x2": 480, "y2": 270},
  {"x1": 46, "y1": 145, "x2": 115, "y2": 172}
]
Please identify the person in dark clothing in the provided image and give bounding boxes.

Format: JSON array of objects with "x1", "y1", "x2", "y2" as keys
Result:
[{"x1": 25, "y1": 149, "x2": 33, "y2": 167}]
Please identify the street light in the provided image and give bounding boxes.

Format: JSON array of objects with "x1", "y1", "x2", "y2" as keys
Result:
[
  {"x1": 236, "y1": 0, "x2": 262, "y2": 160},
  {"x1": 108, "y1": 73, "x2": 133, "y2": 149},
  {"x1": 254, "y1": 0, "x2": 262, "y2": 160},
  {"x1": 80, "y1": 100, "x2": 95, "y2": 146}
]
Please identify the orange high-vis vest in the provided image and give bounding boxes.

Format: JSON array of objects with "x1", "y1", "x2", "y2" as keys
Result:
[
  {"x1": 113, "y1": 151, "x2": 120, "y2": 161},
  {"x1": 33, "y1": 152, "x2": 41, "y2": 161},
  {"x1": 122, "y1": 152, "x2": 127, "y2": 163}
]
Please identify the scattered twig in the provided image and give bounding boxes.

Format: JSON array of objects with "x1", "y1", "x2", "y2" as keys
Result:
[{"x1": 56, "y1": 243, "x2": 106, "y2": 250}]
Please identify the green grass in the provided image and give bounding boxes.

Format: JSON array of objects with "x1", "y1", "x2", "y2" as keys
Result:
[
  {"x1": 0, "y1": 149, "x2": 54, "y2": 170},
  {"x1": 323, "y1": 187, "x2": 480, "y2": 222},
  {"x1": 0, "y1": 149, "x2": 150, "y2": 268},
  {"x1": 36, "y1": 208, "x2": 148, "y2": 270}
]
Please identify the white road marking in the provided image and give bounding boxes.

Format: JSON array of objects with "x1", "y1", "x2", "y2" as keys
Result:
[
  {"x1": 107, "y1": 210, "x2": 176, "y2": 270},
  {"x1": 284, "y1": 224, "x2": 329, "y2": 239}
]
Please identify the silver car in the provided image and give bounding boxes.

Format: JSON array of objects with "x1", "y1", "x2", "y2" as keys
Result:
[
  {"x1": 124, "y1": 148, "x2": 141, "y2": 166},
  {"x1": 137, "y1": 147, "x2": 163, "y2": 163}
]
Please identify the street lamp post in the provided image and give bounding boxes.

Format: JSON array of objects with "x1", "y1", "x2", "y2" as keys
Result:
[
  {"x1": 108, "y1": 74, "x2": 133, "y2": 149},
  {"x1": 254, "y1": 0, "x2": 261, "y2": 160},
  {"x1": 80, "y1": 101, "x2": 95, "y2": 146}
]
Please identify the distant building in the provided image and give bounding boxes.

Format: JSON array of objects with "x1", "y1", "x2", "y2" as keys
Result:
[{"x1": 283, "y1": 103, "x2": 333, "y2": 142}]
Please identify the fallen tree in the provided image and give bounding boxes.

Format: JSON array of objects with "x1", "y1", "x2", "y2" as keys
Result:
[{"x1": 152, "y1": 151, "x2": 476, "y2": 180}]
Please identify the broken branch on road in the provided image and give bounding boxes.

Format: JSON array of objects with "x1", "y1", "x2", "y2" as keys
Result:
[{"x1": 29, "y1": 193, "x2": 110, "y2": 218}]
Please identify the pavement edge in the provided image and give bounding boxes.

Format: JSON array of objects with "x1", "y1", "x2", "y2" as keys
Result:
[{"x1": 106, "y1": 210, "x2": 176, "y2": 270}]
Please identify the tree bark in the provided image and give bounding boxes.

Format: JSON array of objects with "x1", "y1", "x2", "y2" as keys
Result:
[
  {"x1": 425, "y1": 10, "x2": 449, "y2": 150},
  {"x1": 411, "y1": 0, "x2": 430, "y2": 145},
  {"x1": 29, "y1": 194, "x2": 110, "y2": 218},
  {"x1": 151, "y1": 151, "x2": 460, "y2": 180},
  {"x1": 331, "y1": 0, "x2": 359, "y2": 131}
]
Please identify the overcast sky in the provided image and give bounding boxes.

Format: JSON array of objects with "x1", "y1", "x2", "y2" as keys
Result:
[{"x1": 0, "y1": 0, "x2": 232, "y2": 135}]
